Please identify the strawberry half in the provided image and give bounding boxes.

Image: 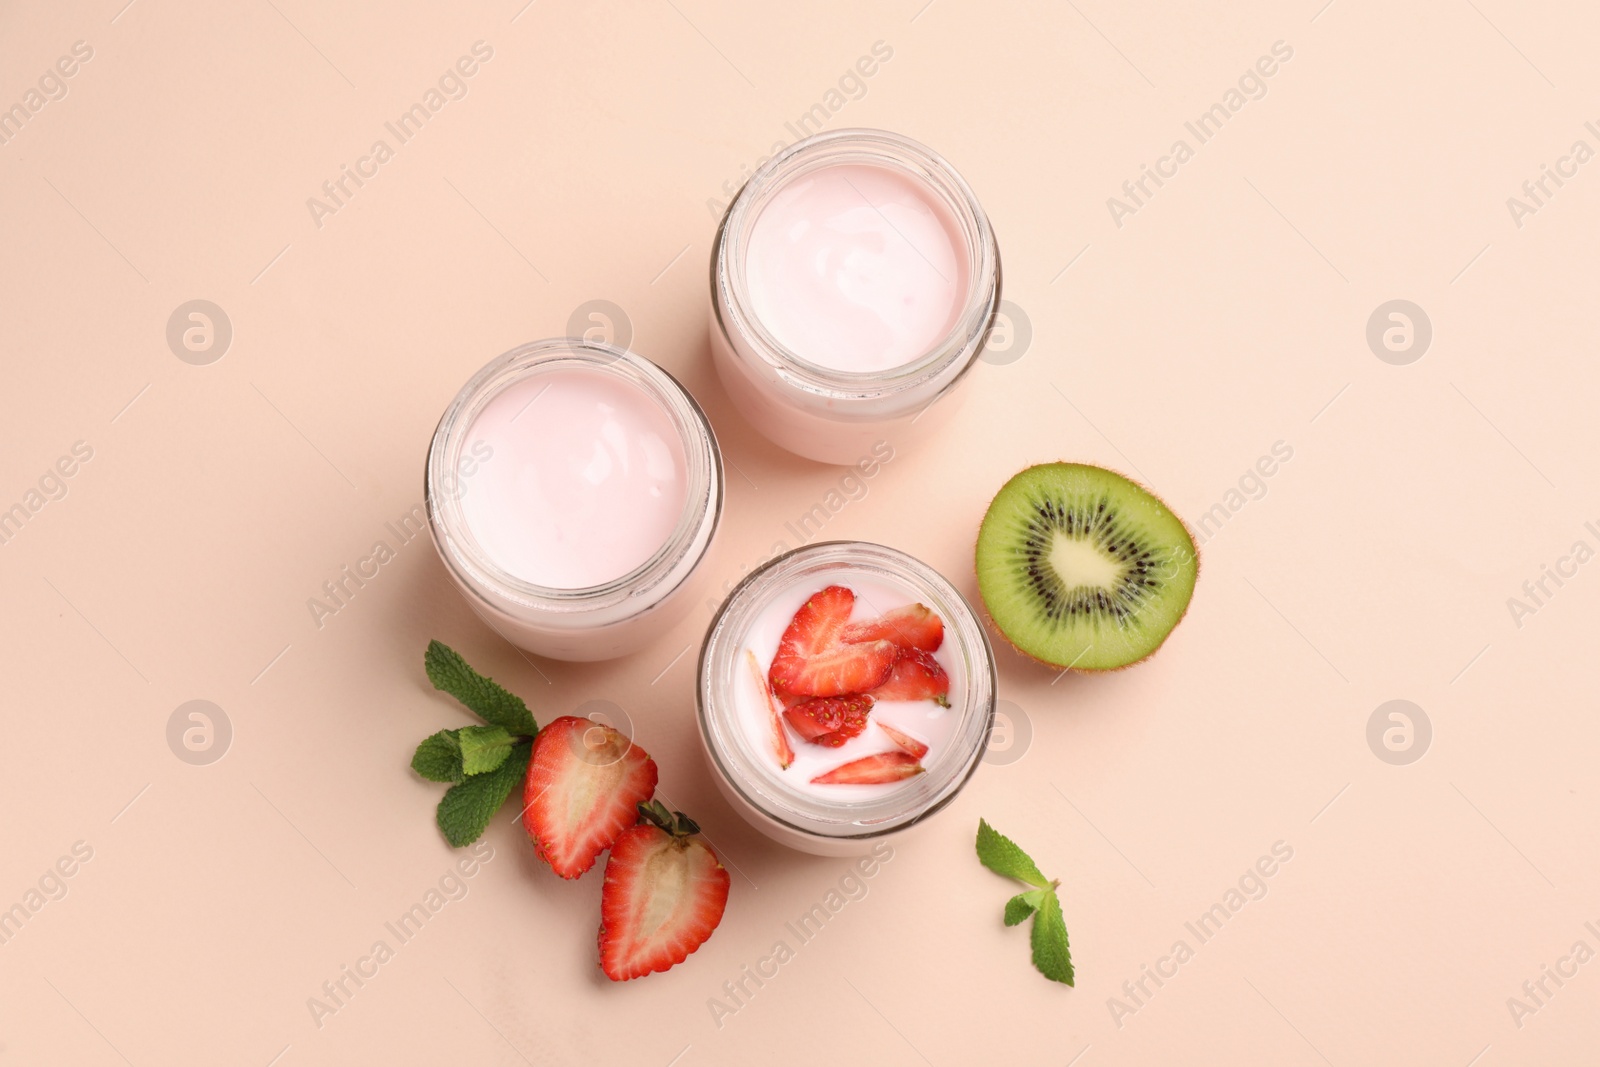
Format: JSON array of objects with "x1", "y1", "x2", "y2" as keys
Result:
[
  {"x1": 783, "y1": 695, "x2": 874, "y2": 748},
  {"x1": 869, "y1": 647, "x2": 951, "y2": 706},
  {"x1": 523, "y1": 717, "x2": 659, "y2": 880},
  {"x1": 599, "y1": 801, "x2": 730, "y2": 981},
  {"x1": 840, "y1": 602, "x2": 944, "y2": 653},
  {"x1": 811, "y1": 750, "x2": 925, "y2": 785},
  {"x1": 769, "y1": 586, "x2": 896, "y2": 697},
  {"x1": 746, "y1": 649, "x2": 793, "y2": 770},
  {"x1": 876, "y1": 722, "x2": 929, "y2": 760}
]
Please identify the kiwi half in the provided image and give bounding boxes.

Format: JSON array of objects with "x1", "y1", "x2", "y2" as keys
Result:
[{"x1": 975, "y1": 463, "x2": 1197, "y2": 670}]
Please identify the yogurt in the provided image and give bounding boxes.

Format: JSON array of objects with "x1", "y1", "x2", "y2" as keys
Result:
[
  {"x1": 427, "y1": 340, "x2": 722, "y2": 661},
  {"x1": 744, "y1": 163, "x2": 969, "y2": 375},
  {"x1": 460, "y1": 366, "x2": 688, "y2": 590},
  {"x1": 696, "y1": 541, "x2": 996, "y2": 855},
  {"x1": 733, "y1": 572, "x2": 963, "y2": 802},
  {"x1": 710, "y1": 129, "x2": 1000, "y2": 465}
]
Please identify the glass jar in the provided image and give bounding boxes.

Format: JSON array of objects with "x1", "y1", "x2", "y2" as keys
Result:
[
  {"x1": 426, "y1": 339, "x2": 723, "y2": 661},
  {"x1": 696, "y1": 541, "x2": 996, "y2": 855},
  {"x1": 710, "y1": 128, "x2": 1001, "y2": 465}
]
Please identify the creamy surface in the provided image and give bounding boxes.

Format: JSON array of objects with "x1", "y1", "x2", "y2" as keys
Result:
[
  {"x1": 461, "y1": 367, "x2": 687, "y2": 589},
  {"x1": 735, "y1": 570, "x2": 961, "y2": 801},
  {"x1": 744, "y1": 163, "x2": 968, "y2": 374}
]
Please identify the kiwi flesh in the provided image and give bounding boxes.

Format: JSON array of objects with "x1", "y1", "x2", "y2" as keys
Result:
[{"x1": 975, "y1": 463, "x2": 1197, "y2": 670}]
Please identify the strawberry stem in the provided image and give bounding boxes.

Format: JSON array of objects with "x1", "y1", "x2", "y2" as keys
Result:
[{"x1": 637, "y1": 800, "x2": 700, "y2": 838}]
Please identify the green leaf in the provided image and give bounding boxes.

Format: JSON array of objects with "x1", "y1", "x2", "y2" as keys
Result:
[
  {"x1": 435, "y1": 739, "x2": 532, "y2": 847},
  {"x1": 412, "y1": 730, "x2": 464, "y2": 783},
  {"x1": 1004, "y1": 889, "x2": 1047, "y2": 927},
  {"x1": 424, "y1": 640, "x2": 537, "y2": 736},
  {"x1": 457, "y1": 725, "x2": 514, "y2": 776},
  {"x1": 976, "y1": 819, "x2": 1050, "y2": 888},
  {"x1": 1030, "y1": 888, "x2": 1075, "y2": 986}
]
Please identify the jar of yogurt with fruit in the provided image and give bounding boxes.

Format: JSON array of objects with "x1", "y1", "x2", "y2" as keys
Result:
[{"x1": 697, "y1": 541, "x2": 996, "y2": 855}]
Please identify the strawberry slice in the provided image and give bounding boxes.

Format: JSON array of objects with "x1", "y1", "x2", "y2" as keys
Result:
[
  {"x1": 771, "y1": 683, "x2": 808, "y2": 711},
  {"x1": 746, "y1": 649, "x2": 793, "y2": 770},
  {"x1": 869, "y1": 647, "x2": 951, "y2": 706},
  {"x1": 840, "y1": 602, "x2": 944, "y2": 652},
  {"x1": 811, "y1": 750, "x2": 925, "y2": 785},
  {"x1": 770, "y1": 586, "x2": 895, "y2": 697},
  {"x1": 599, "y1": 801, "x2": 730, "y2": 981},
  {"x1": 777, "y1": 639, "x2": 897, "y2": 697},
  {"x1": 876, "y1": 722, "x2": 929, "y2": 760},
  {"x1": 783, "y1": 695, "x2": 874, "y2": 748},
  {"x1": 523, "y1": 716, "x2": 659, "y2": 880},
  {"x1": 778, "y1": 584, "x2": 855, "y2": 655}
]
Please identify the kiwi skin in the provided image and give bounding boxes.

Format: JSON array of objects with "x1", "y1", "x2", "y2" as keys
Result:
[{"x1": 974, "y1": 462, "x2": 1200, "y2": 673}]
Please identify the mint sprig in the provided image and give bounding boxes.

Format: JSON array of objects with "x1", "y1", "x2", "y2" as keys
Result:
[
  {"x1": 437, "y1": 739, "x2": 532, "y2": 847},
  {"x1": 457, "y1": 725, "x2": 515, "y2": 775},
  {"x1": 1003, "y1": 889, "x2": 1046, "y2": 926},
  {"x1": 413, "y1": 642, "x2": 538, "y2": 846},
  {"x1": 977, "y1": 819, "x2": 1074, "y2": 986},
  {"x1": 412, "y1": 730, "x2": 466, "y2": 783},
  {"x1": 424, "y1": 639, "x2": 538, "y2": 736}
]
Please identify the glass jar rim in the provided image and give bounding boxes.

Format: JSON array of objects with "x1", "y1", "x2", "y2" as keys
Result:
[
  {"x1": 426, "y1": 339, "x2": 722, "y2": 618},
  {"x1": 697, "y1": 540, "x2": 996, "y2": 840},
  {"x1": 713, "y1": 128, "x2": 1000, "y2": 401}
]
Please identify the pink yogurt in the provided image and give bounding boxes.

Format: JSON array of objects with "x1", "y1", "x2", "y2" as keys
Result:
[
  {"x1": 460, "y1": 366, "x2": 688, "y2": 589},
  {"x1": 744, "y1": 163, "x2": 969, "y2": 374},
  {"x1": 427, "y1": 340, "x2": 721, "y2": 661},
  {"x1": 710, "y1": 129, "x2": 1000, "y2": 465}
]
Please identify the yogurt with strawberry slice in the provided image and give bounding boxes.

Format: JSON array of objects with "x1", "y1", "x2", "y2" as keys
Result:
[
  {"x1": 736, "y1": 576, "x2": 962, "y2": 802},
  {"x1": 697, "y1": 542, "x2": 996, "y2": 855}
]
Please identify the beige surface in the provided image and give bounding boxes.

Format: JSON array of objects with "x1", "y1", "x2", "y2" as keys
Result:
[{"x1": 2, "y1": 0, "x2": 1597, "y2": 1063}]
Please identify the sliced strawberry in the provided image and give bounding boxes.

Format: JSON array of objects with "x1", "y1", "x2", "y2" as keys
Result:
[
  {"x1": 746, "y1": 649, "x2": 793, "y2": 770},
  {"x1": 771, "y1": 638, "x2": 897, "y2": 697},
  {"x1": 840, "y1": 602, "x2": 944, "y2": 652},
  {"x1": 869, "y1": 647, "x2": 951, "y2": 706},
  {"x1": 783, "y1": 695, "x2": 874, "y2": 748},
  {"x1": 876, "y1": 722, "x2": 929, "y2": 760},
  {"x1": 811, "y1": 750, "x2": 925, "y2": 785},
  {"x1": 599, "y1": 801, "x2": 730, "y2": 981},
  {"x1": 771, "y1": 683, "x2": 808, "y2": 711},
  {"x1": 523, "y1": 717, "x2": 658, "y2": 880},
  {"x1": 774, "y1": 585, "x2": 855, "y2": 663},
  {"x1": 769, "y1": 585, "x2": 898, "y2": 697}
]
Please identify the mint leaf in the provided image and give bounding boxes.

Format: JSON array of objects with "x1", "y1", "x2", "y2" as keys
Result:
[
  {"x1": 412, "y1": 730, "x2": 464, "y2": 783},
  {"x1": 425, "y1": 640, "x2": 537, "y2": 736},
  {"x1": 457, "y1": 725, "x2": 514, "y2": 775},
  {"x1": 979, "y1": 819, "x2": 1075, "y2": 985},
  {"x1": 976, "y1": 818, "x2": 1049, "y2": 888},
  {"x1": 436, "y1": 738, "x2": 531, "y2": 847},
  {"x1": 1030, "y1": 888, "x2": 1075, "y2": 985},
  {"x1": 1005, "y1": 889, "x2": 1047, "y2": 927}
]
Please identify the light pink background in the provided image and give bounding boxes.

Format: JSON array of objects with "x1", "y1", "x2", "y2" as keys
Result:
[{"x1": 2, "y1": 1, "x2": 1597, "y2": 1064}]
